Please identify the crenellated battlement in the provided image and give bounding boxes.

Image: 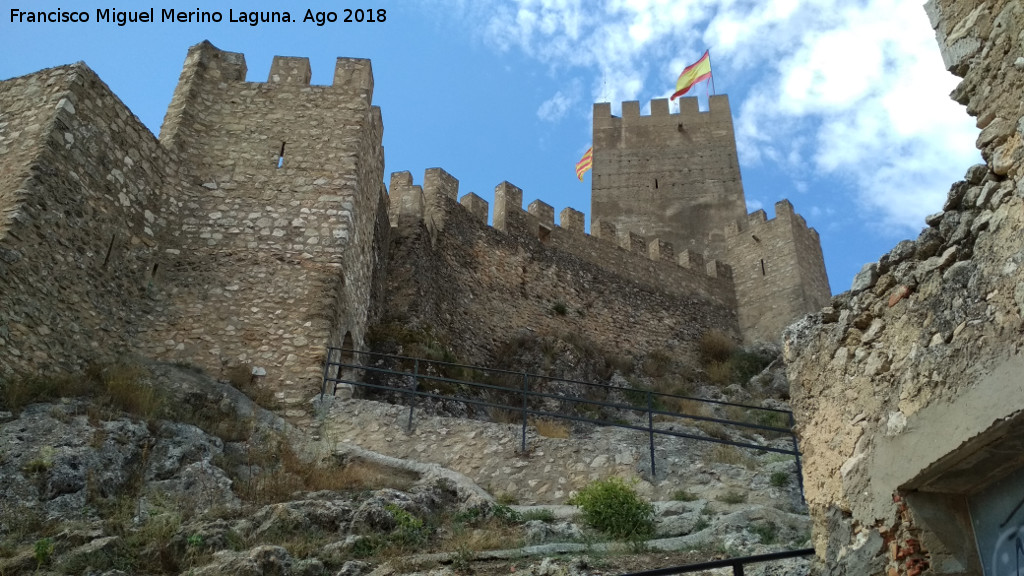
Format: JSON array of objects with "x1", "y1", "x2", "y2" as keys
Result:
[
  {"x1": 390, "y1": 169, "x2": 733, "y2": 289},
  {"x1": 724, "y1": 199, "x2": 819, "y2": 241},
  {"x1": 593, "y1": 94, "x2": 733, "y2": 128}
]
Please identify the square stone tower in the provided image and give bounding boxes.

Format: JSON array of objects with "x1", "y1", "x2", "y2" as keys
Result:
[
  {"x1": 590, "y1": 95, "x2": 747, "y2": 260},
  {"x1": 590, "y1": 95, "x2": 831, "y2": 342}
]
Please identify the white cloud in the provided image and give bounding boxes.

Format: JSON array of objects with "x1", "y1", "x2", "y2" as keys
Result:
[
  {"x1": 537, "y1": 86, "x2": 580, "y2": 122},
  {"x1": 460, "y1": 0, "x2": 980, "y2": 234}
]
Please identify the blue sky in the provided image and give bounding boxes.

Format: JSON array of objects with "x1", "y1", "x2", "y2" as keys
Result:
[{"x1": 1, "y1": 0, "x2": 980, "y2": 293}]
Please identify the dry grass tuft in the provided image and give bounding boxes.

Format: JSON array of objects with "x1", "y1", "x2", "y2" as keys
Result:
[
  {"x1": 531, "y1": 418, "x2": 570, "y2": 439},
  {"x1": 698, "y1": 331, "x2": 736, "y2": 366},
  {"x1": 708, "y1": 444, "x2": 758, "y2": 469}
]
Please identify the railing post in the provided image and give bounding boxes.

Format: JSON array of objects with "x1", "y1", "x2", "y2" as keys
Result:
[
  {"x1": 648, "y1": 390, "x2": 656, "y2": 478},
  {"x1": 789, "y1": 411, "x2": 805, "y2": 502},
  {"x1": 407, "y1": 359, "x2": 418, "y2": 431},
  {"x1": 521, "y1": 372, "x2": 529, "y2": 453},
  {"x1": 320, "y1": 347, "x2": 333, "y2": 400},
  {"x1": 734, "y1": 561, "x2": 745, "y2": 576}
]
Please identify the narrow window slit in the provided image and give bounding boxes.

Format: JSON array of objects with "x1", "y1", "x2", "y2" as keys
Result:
[
  {"x1": 277, "y1": 142, "x2": 286, "y2": 168},
  {"x1": 760, "y1": 259, "x2": 766, "y2": 276},
  {"x1": 102, "y1": 234, "x2": 116, "y2": 268}
]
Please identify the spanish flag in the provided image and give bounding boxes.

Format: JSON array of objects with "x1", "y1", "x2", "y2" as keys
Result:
[
  {"x1": 670, "y1": 51, "x2": 712, "y2": 101},
  {"x1": 575, "y1": 147, "x2": 593, "y2": 181}
]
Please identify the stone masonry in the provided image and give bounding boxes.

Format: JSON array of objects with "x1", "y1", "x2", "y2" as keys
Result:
[
  {"x1": 0, "y1": 41, "x2": 388, "y2": 418},
  {"x1": 2, "y1": 39, "x2": 831, "y2": 418},
  {"x1": 784, "y1": 0, "x2": 1023, "y2": 574},
  {"x1": 591, "y1": 95, "x2": 831, "y2": 344}
]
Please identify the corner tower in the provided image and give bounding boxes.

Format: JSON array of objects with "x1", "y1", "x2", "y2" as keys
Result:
[
  {"x1": 590, "y1": 95, "x2": 747, "y2": 259},
  {"x1": 152, "y1": 41, "x2": 387, "y2": 411}
]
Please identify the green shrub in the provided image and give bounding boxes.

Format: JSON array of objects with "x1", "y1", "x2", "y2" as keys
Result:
[
  {"x1": 550, "y1": 301, "x2": 568, "y2": 316},
  {"x1": 750, "y1": 521, "x2": 778, "y2": 544},
  {"x1": 521, "y1": 508, "x2": 556, "y2": 523},
  {"x1": 770, "y1": 471, "x2": 791, "y2": 487},
  {"x1": 568, "y1": 477, "x2": 654, "y2": 540},
  {"x1": 491, "y1": 504, "x2": 523, "y2": 525},
  {"x1": 672, "y1": 489, "x2": 698, "y2": 502}
]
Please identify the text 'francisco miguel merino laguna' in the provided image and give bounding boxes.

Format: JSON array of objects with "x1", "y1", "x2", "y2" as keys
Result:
[{"x1": 9, "y1": 8, "x2": 387, "y2": 26}]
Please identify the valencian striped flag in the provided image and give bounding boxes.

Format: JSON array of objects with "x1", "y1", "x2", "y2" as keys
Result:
[
  {"x1": 670, "y1": 50, "x2": 712, "y2": 100},
  {"x1": 575, "y1": 147, "x2": 593, "y2": 181}
]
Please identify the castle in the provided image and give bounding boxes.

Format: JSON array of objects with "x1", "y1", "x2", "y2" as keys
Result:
[{"x1": 0, "y1": 41, "x2": 830, "y2": 415}]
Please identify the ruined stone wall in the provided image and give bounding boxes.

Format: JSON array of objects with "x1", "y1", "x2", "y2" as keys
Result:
[
  {"x1": 150, "y1": 42, "x2": 386, "y2": 414},
  {"x1": 0, "y1": 64, "x2": 176, "y2": 376},
  {"x1": 784, "y1": 1, "x2": 1023, "y2": 574},
  {"x1": 590, "y1": 96, "x2": 748, "y2": 260},
  {"x1": 727, "y1": 201, "x2": 831, "y2": 344},
  {"x1": 383, "y1": 169, "x2": 739, "y2": 366}
]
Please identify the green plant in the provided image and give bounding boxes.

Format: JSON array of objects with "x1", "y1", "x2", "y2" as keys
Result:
[
  {"x1": 672, "y1": 489, "x2": 698, "y2": 502},
  {"x1": 385, "y1": 504, "x2": 430, "y2": 548},
  {"x1": 491, "y1": 504, "x2": 523, "y2": 525},
  {"x1": 34, "y1": 537, "x2": 54, "y2": 569},
  {"x1": 750, "y1": 521, "x2": 778, "y2": 544},
  {"x1": 693, "y1": 516, "x2": 710, "y2": 531},
  {"x1": 521, "y1": 508, "x2": 556, "y2": 523},
  {"x1": 551, "y1": 301, "x2": 568, "y2": 316},
  {"x1": 770, "y1": 471, "x2": 791, "y2": 487},
  {"x1": 716, "y1": 489, "x2": 748, "y2": 505},
  {"x1": 568, "y1": 477, "x2": 654, "y2": 540}
]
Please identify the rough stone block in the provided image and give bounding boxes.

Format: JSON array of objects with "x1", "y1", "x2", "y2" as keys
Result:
[
  {"x1": 459, "y1": 193, "x2": 488, "y2": 224},
  {"x1": 527, "y1": 200, "x2": 555, "y2": 225},
  {"x1": 648, "y1": 239, "x2": 674, "y2": 262},
  {"x1": 851, "y1": 262, "x2": 879, "y2": 293},
  {"x1": 678, "y1": 250, "x2": 705, "y2": 270},
  {"x1": 559, "y1": 208, "x2": 584, "y2": 234},
  {"x1": 593, "y1": 219, "x2": 616, "y2": 240},
  {"x1": 268, "y1": 56, "x2": 311, "y2": 84},
  {"x1": 424, "y1": 168, "x2": 459, "y2": 200}
]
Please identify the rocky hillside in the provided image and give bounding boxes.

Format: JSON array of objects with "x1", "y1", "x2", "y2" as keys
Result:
[{"x1": 2, "y1": 344, "x2": 811, "y2": 575}]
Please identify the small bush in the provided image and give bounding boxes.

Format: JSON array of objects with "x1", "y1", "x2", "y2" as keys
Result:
[
  {"x1": 491, "y1": 504, "x2": 523, "y2": 525},
  {"x1": 716, "y1": 489, "x2": 748, "y2": 505},
  {"x1": 551, "y1": 301, "x2": 568, "y2": 316},
  {"x1": 672, "y1": 489, "x2": 698, "y2": 502},
  {"x1": 770, "y1": 471, "x2": 791, "y2": 487},
  {"x1": 521, "y1": 508, "x2": 556, "y2": 523},
  {"x1": 706, "y1": 361, "x2": 733, "y2": 385},
  {"x1": 641, "y1": 349, "x2": 673, "y2": 377},
  {"x1": 568, "y1": 477, "x2": 654, "y2": 540},
  {"x1": 750, "y1": 521, "x2": 778, "y2": 544},
  {"x1": 34, "y1": 538, "x2": 54, "y2": 569}
]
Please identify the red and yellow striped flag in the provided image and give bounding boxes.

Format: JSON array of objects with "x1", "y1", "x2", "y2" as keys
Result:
[
  {"x1": 670, "y1": 51, "x2": 712, "y2": 101},
  {"x1": 575, "y1": 147, "x2": 593, "y2": 181}
]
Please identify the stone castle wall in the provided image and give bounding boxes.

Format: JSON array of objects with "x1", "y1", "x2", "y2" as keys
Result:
[
  {"x1": 0, "y1": 63, "x2": 175, "y2": 374},
  {"x1": 383, "y1": 169, "x2": 740, "y2": 365},
  {"x1": 0, "y1": 43, "x2": 388, "y2": 419},
  {"x1": 784, "y1": 0, "x2": 1023, "y2": 573},
  {"x1": 590, "y1": 95, "x2": 748, "y2": 260},
  {"x1": 727, "y1": 201, "x2": 831, "y2": 344}
]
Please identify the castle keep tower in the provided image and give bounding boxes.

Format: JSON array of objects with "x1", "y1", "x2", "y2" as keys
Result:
[
  {"x1": 591, "y1": 95, "x2": 831, "y2": 342},
  {"x1": 591, "y1": 96, "x2": 747, "y2": 260}
]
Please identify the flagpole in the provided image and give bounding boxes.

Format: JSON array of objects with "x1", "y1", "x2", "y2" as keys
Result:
[{"x1": 709, "y1": 50, "x2": 716, "y2": 95}]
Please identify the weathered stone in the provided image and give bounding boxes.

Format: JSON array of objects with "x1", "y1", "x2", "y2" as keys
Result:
[{"x1": 851, "y1": 263, "x2": 878, "y2": 293}]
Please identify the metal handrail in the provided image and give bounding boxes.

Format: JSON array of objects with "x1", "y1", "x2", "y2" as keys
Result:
[
  {"x1": 322, "y1": 347, "x2": 804, "y2": 495},
  {"x1": 617, "y1": 547, "x2": 816, "y2": 576}
]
